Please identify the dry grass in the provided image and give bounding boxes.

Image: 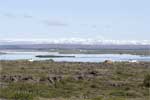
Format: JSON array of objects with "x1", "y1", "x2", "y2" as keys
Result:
[{"x1": 0, "y1": 61, "x2": 150, "y2": 100}]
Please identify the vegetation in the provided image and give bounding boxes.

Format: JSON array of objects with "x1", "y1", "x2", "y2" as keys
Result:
[
  {"x1": 48, "y1": 49, "x2": 150, "y2": 55},
  {"x1": 143, "y1": 74, "x2": 150, "y2": 88},
  {"x1": 0, "y1": 60, "x2": 150, "y2": 100}
]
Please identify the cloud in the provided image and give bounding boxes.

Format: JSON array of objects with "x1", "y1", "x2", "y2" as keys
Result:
[
  {"x1": 3, "y1": 13, "x2": 16, "y2": 18},
  {"x1": 80, "y1": 24, "x2": 97, "y2": 29},
  {"x1": 1, "y1": 12, "x2": 33, "y2": 19},
  {"x1": 23, "y1": 14, "x2": 33, "y2": 19},
  {"x1": 92, "y1": 25, "x2": 97, "y2": 28},
  {"x1": 2, "y1": 13, "x2": 33, "y2": 19},
  {"x1": 42, "y1": 20, "x2": 68, "y2": 27},
  {"x1": 22, "y1": 14, "x2": 68, "y2": 27},
  {"x1": 1, "y1": 12, "x2": 68, "y2": 27}
]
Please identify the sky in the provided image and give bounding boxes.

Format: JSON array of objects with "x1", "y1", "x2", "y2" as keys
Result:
[{"x1": 0, "y1": 0, "x2": 150, "y2": 40}]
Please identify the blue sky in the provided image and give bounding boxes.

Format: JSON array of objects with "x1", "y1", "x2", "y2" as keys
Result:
[{"x1": 0, "y1": 0, "x2": 150, "y2": 40}]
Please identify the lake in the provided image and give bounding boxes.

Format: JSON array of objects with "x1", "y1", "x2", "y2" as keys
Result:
[{"x1": 0, "y1": 51, "x2": 150, "y2": 62}]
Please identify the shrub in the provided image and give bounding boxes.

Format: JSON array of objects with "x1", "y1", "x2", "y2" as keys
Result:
[
  {"x1": 143, "y1": 74, "x2": 150, "y2": 88},
  {"x1": 92, "y1": 96, "x2": 103, "y2": 100},
  {"x1": 11, "y1": 92, "x2": 35, "y2": 100},
  {"x1": 109, "y1": 90, "x2": 126, "y2": 96}
]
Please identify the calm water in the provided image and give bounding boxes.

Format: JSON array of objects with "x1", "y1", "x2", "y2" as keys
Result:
[{"x1": 0, "y1": 52, "x2": 150, "y2": 62}]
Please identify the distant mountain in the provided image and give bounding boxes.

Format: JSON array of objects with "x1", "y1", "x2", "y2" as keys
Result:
[
  {"x1": 0, "y1": 38, "x2": 150, "y2": 45},
  {"x1": 0, "y1": 44, "x2": 150, "y2": 50},
  {"x1": 0, "y1": 39, "x2": 150, "y2": 51}
]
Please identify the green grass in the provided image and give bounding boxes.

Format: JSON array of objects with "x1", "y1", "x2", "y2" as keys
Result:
[{"x1": 0, "y1": 61, "x2": 150, "y2": 100}]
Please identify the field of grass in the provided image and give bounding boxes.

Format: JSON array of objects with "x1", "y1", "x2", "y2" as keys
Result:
[{"x1": 0, "y1": 61, "x2": 150, "y2": 100}]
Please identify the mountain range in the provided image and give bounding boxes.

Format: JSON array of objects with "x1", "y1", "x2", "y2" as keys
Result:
[
  {"x1": 0, "y1": 38, "x2": 150, "y2": 45},
  {"x1": 0, "y1": 39, "x2": 150, "y2": 50}
]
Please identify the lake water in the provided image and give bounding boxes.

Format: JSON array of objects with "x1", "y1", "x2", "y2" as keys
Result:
[{"x1": 0, "y1": 52, "x2": 150, "y2": 62}]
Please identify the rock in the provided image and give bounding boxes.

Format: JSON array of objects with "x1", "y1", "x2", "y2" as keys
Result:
[
  {"x1": 104, "y1": 60, "x2": 113, "y2": 64},
  {"x1": 73, "y1": 74, "x2": 85, "y2": 80},
  {"x1": 39, "y1": 77, "x2": 49, "y2": 82},
  {"x1": 88, "y1": 70, "x2": 99, "y2": 76},
  {"x1": 77, "y1": 75, "x2": 84, "y2": 80},
  {"x1": 109, "y1": 81, "x2": 126, "y2": 87},
  {"x1": 21, "y1": 76, "x2": 33, "y2": 81},
  {"x1": 39, "y1": 75, "x2": 62, "y2": 84},
  {"x1": 9, "y1": 76, "x2": 18, "y2": 82}
]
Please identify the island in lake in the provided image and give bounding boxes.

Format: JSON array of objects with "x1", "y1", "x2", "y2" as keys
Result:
[{"x1": 36, "y1": 55, "x2": 76, "y2": 58}]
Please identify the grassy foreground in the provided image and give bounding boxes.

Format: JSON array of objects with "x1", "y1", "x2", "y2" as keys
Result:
[{"x1": 0, "y1": 60, "x2": 150, "y2": 100}]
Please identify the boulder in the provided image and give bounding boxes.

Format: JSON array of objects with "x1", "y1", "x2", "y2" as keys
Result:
[{"x1": 104, "y1": 60, "x2": 113, "y2": 64}]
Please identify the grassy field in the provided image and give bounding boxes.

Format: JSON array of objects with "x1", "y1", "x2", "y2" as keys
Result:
[{"x1": 0, "y1": 60, "x2": 150, "y2": 100}]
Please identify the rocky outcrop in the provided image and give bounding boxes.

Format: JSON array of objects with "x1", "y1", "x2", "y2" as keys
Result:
[
  {"x1": 104, "y1": 60, "x2": 113, "y2": 64},
  {"x1": 0, "y1": 75, "x2": 63, "y2": 84}
]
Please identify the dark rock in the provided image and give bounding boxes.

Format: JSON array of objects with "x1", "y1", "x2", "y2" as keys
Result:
[{"x1": 89, "y1": 70, "x2": 99, "y2": 76}]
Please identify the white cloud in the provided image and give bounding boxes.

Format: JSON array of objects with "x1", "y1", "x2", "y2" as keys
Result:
[{"x1": 42, "y1": 20, "x2": 68, "y2": 27}]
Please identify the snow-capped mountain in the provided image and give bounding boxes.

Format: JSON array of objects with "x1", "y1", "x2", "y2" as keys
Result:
[{"x1": 0, "y1": 38, "x2": 150, "y2": 45}]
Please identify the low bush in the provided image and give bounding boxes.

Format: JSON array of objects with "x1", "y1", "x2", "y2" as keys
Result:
[{"x1": 143, "y1": 74, "x2": 150, "y2": 88}]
